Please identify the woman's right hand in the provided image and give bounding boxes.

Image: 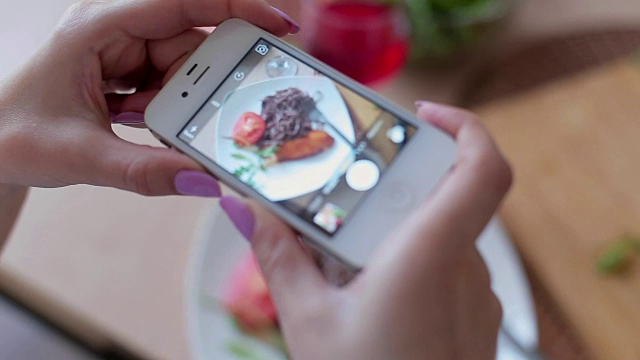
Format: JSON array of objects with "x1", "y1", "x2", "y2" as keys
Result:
[{"x1": 220, "y1": 102, "x2": 512, "y2": 359}]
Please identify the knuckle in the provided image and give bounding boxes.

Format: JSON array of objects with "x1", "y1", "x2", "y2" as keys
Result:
[
  {"x1": 179, "y1": 0, "x2": 229, "y2": 29},
  {"x1": 254, "y1": 229, "x2": 293, "y2": 279},
  {"x1": 465, "y1": 249, "x2": 493, "y2": 288},
  {"x1": 496, "y1": 156, "x2": 514, "y2": 193},
  {"x1": 287, "y1": 290, "x2": 339, "y2": 332},
  {"x1": 460, "y1": 109, "x2": 482, "y2": 124},
  {"x1": 489, "y1": 292, "x2": 503, "y2": 325},
  {"x1": 0, "y1": 128, "x2": 25, "y2": 168},
  {"x1": 471, "y1": 139, "x2": 513, "y2": 195},
  {"x1": 123, "y1": 157, "x2": 154, "y2": 196},
  {"x1": 478, "y1": 152, "x2": 513, "y2": 195},
  {"x1": 476, "y1": 260, "x2": 493, "y2": 289},
  {"x1": 62, "y1": 1, "x2": 96, "y2": 22},
  {"x1": 58, "y1": 0, "x2": 107, "y2": 32}
]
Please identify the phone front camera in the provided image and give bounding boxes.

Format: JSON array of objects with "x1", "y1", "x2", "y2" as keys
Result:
[{"x1": 182, "y1": 92, "x2": 189, "y2": 98}]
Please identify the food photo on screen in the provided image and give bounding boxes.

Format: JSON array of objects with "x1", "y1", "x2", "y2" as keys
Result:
[{"x1": 184, "y1": 41, "x2": 415, "y2": 234}]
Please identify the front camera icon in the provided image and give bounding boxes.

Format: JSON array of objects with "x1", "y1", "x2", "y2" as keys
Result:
[{"x1": 255, "y1": 44, "x2": 270, "y2": 56}]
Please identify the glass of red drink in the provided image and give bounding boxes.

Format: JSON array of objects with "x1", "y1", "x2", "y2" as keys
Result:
[{"x1": 299, "y1": 0, "x2": 410, "y2": 86}]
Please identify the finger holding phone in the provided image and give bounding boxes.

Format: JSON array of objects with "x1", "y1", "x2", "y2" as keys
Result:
[{"x1": 226, "y1": 103, "x2": 511, "y2": 360}]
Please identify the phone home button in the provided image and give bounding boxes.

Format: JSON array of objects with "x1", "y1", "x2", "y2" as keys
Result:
[{"x1": 383, "y1": 182, "x2": 414, "y2": 210}]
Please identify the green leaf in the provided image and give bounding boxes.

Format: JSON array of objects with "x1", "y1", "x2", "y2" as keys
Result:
[
  {"x1": 227, "y1": 314, "x2": 243, "y2": 331},
  {"x1": 432, "y1": 0, "x2": 495, "y2": 12},
  {"x1": 406, "y1": 0, "x2": 503, "y2": 59},
  {"x1": 232, "y1": 153, "x2": 250, "y2": 161},
  {"x1": 226, "y1": 341, "x2": 264, "y2": 360},
  {"x1": 597, "y1": 234, "x2": 640, "y2": 275},
  {"x1": 258, "y1": 146, "x2": 280, "y2": 158}
]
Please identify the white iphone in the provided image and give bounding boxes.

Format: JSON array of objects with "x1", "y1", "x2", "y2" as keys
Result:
[{"x1": 145, "y1": 19, "x2": 455, "y2": 269}]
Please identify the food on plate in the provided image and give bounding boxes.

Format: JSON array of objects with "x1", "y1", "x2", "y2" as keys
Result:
[
  {"x1": 222, "y1": 252, "x2": 289, "y2": 357},
  {"x1": 232, "y1": 112, "x2": 266, "y2": 146},
  {"x1": 222, "y1": 253, "x2": 277, "y2": 331},
  {"x1": 259, "y1": 87, "x2": 317, "y2": 149},
  {"x1": 229, "y1": 87, "x2": 338, "y2": 183},
  {"x1": 266, "y1": 130, "x2": 335, "y2": 165},
  {"x1": 221, "y1": 250, "x2": 356, "y2": 357}
]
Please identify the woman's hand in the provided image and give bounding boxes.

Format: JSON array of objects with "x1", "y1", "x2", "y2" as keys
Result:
[
  {"x1": 0, "y1": 0, "x2": 296, "y2": 196},
  {"x1": 220, "y1": 102, "x2": 512, "y2": 359}
]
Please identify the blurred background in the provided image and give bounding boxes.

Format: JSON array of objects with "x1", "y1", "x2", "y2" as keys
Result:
[{"x1": 1, "y1": 0, "x2": 640, "y2": 359}]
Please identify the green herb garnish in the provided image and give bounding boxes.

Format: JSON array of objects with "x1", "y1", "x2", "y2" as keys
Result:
[
  {"x1": 634, "y1": 49, "x2": 640, "y2": 64},
  {"x1": 597, "y1": 234, "x2": 640, "y2": 275},
  {"x1": 230, "y1": 146, "x2": 279, "y2": 189},
  {"x1": 257, "y1": 146, "x2": 280, "y2": 159},
  {"x1": 226, "y1": 341, "x2": 264, "y2": 360}
]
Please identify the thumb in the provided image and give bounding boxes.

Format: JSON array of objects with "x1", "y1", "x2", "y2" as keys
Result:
[
  {"x1": 219, "y1": 196, "x2": 329, "y2": 318},
  {"x1": 89, "y1": 133, "x2": 220, "y2": 197}
]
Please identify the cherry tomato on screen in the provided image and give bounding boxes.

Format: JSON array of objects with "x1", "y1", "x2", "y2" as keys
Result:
[{"x1": 232, "y1": 112, "x2": 266, "y2": 146}]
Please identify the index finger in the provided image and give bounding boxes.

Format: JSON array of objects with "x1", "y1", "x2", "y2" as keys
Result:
[
  {"x1": 126, "y1": 0, "x2": 290, "y2": 38},
  {"x1": 77, "y1": 0, "x2": 291, "y2": 39}
]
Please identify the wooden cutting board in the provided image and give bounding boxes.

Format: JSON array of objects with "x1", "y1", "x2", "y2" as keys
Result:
[{"x1": 475, "y1": 58, "x2": 640, "y2": 360}]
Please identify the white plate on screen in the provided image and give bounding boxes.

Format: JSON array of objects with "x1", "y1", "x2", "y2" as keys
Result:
[
  {"x1": 216, "y1": 76, "x2": 356, "y2": 202},
  {"x1": 186, "y1": 206, "x2": 537, "y2": 360}
]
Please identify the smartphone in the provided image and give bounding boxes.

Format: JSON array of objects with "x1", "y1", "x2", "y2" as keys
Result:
[{"x1": 146, "y1": 19, "x2": 455, "y2": 269}]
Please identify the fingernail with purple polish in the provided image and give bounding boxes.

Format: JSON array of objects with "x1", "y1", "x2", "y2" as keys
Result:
[
  {"x1": 220, "y1": 196, "x2": 255, "y2": 241},
  {"x1": 174, "y1": 170, "x2": 221, "y2": 197},
  {"x1": 270, "y1": 6, "x2": 300, "y2": 34},
  {"x1": 415, "y1": 100, "x2": 430, "y2": 109},
  {"x1": 112, "y1": 112, "x2": 145, "y2": 124}
]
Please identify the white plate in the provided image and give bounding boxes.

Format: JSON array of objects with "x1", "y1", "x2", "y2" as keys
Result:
[
  {"x1": 477, "y1": 218, "x2": 539, "y2": 357},
  {"x1": 186, "y1": 204, "x2": 286, "y2": 360},
  {"x1": 216, "y1": 76, "x2": 356, "y2": 201},
  {"x1": 186, "y1": 208, "x2": 538, "y2": 360}
]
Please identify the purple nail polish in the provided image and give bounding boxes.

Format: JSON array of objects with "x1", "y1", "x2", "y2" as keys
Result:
[
  {"x1": 270, "y1": 6, "x2": 300, "y2": 34},
  {"x1": 112, "y1": 112, "x2": 145, "y2": 124},
  {"x1": 415, "y1": 100, "x2": 433, "y2": 109},
  {"x1": 220, "y1": 196, "x2": 255, "y2": 241},
  {"x1": 174, "y1": 170, "x2": 221, "y2": 197}
]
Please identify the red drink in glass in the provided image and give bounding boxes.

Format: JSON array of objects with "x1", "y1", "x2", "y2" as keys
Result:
[{"x1": 301, "y1": 1, "x2": 409, "y2": 85}]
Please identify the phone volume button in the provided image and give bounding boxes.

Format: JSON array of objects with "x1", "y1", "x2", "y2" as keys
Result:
[
  {"x1": 150, "y1": 131, "x2": 172, "y2": 148},
  {"x1": 158, "y1": 139, "x2": 172, "y2": 148}
]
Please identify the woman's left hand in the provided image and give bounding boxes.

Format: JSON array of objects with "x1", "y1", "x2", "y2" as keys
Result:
[{"x1": 0, "y1": 0, "x2": 295, "y2": 196}]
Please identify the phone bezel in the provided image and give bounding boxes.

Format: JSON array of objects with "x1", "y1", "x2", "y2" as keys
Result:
[{"x1": 145, "y1": 19, "x2": 455, "y2": 269}]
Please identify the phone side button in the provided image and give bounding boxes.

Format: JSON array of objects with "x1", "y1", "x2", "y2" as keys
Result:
[
  {"x1": 159, "y1": 139, "x2": 173, "y2": 148},
  {"x1": 150, "y1": 131, "x2": 173, "y2": 148},
  {"x1": 382, "y1": 182, "x2": 414, "y2": 210}
]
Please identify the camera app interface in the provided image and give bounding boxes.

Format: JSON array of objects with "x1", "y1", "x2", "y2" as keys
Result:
[{"x1": 181, "y1": 40, "x2": 416, "y2": 235}]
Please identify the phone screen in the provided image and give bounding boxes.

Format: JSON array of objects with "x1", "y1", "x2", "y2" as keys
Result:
[{"x1": 180, "y1": 39, "x2": 416, "y2": 235}]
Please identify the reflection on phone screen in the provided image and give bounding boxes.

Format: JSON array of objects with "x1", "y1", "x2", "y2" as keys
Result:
[{"x1": 180, "y1": 40, "x2": 416, "y2": 235}]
